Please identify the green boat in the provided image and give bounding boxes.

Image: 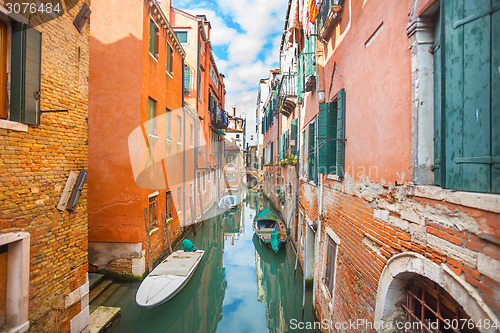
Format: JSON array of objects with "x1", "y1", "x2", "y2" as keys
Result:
[{"x1": 253, "y1": 208, "x2": 286, "y2": 253}]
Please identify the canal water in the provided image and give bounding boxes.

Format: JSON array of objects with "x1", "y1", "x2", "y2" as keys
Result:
[{"x1": 103, "y1": 191, "x2": 317, "y2": 333}]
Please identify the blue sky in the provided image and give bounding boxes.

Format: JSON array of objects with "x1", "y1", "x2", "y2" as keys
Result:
[{"x1": 172, "y1": 0, "x2": 289, "y2": 144}]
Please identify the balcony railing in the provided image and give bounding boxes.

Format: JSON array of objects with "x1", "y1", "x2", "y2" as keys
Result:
[
  {"x1": 210, "y1": 105, "x2": 228, "y2": 130},
  {"x1": 277, "y1": 73, "x2": 297, "y2": 117},
  {"x1": 317, "y1": 0, "x2": 344, "y2": 40}
]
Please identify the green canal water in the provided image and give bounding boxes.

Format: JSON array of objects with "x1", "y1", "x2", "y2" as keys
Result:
[{"x1": 105, "y1": 191, "x2": 317, "y2": 333}]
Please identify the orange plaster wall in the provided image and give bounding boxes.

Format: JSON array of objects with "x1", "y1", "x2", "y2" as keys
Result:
[
  {"x1": 89, "y1": 0, "x2": 185, "y2": 243},
  {"x1": 322, "y1": 0, "x2": 413, "y2": 184},
  {"x1": 88, "y1": 0, "x2": 145, "y2": 243}
]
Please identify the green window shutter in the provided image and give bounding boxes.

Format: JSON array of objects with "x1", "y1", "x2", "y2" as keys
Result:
[
  {"x1": 301, "y1": 130, "x2": 306, "y2": 177},
  {"x1": 148, "y1": 98, "x2": 155, "y2": 134},
  {"x1": 317, "y1": 102, "x2": 337, "y2": 175},
  {"x1": 442, "y1": 0, "x2": 497, "y2": 192},
  {"x1": 336, "y1": 89, "x2": 346, "y2": 178},
  {"x1": 492, "y1": 0, "x2": 500, "y2": 193},
  {"x1": 149, "y1": 20, "x2": 155, "y2": 55},
  {"x1": 279, "y1": 134, "x2": 283, "y2": 160},
  {"x1": 10, "y1": 23, "x2": 41, "y2": 125},
  {"x1": 183, "y1": 65, "x2": 190, "y2": 94},
  {"x1": 433, "y1": 7, "x2": 443, "y2": 187},
  {"x1": 307, "y1": 120, "x2": 316, "y2": 181},
  {"x1": 261, "y1": 117, "x2": 265, "y2": 134},
  {"x1": 23, "y1": 25, "x2": 41, "y2": 125},
  {"x1": 166, "y1": 45, "x2": 172, "y2": 73},
  {"x1": 291, "y1": 118, "x2": 298, "y2": 155},
  {"x1": 10, "y1": 22, "x2": 23, "y2": 123},
  {"x1": 285, "y1": 130, "x2": 289, "y2": 157}
]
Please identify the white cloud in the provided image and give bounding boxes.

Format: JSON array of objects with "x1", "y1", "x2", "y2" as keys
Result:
[{"x1": 173, "y1": 0, "x2": 289, "y2": 141}]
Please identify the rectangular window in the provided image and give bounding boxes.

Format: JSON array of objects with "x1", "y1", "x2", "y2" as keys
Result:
[
  {"x1": 307, "y1": 120, "x2": 317, "y2": 182},
  {"x1": 175, "y1": 31, "x2": 188, "y2": 44},
  {"x1": 190, "y1": 123, "x2": 194, "y2": 147},
  {"x1": 166, "y1": 44, "x2": 173, "y2": 74},
  {"x1": 177, "y1": 187, "x2": 182, "y2": 214},
  {"x1": 148, "y1": 98, "x2": 156, "y2": 135},
  {"x1": 324, "y1": 234, "x2": 337, "y2": 296},
  {"x1": 177, "y1": 115, "x2": 182, "y2": 143},
  {"x1": 202, "y1": 171, "x2": 206, "y2": 191},
  {"x1": 227, "y1": 173, "x2": 234, "y2": 181},
  {"x1": 7, "y1": 22, "x2": 41, "y2": 125},
  {"x1": 148, "y1": 195, "x2": 157, "y2": 228},
  {"x1": 149, "y1": 19, "x2": 159, "y2": 58},
  {"x1": 183, "y1": 65, "x2": 190, "y2": 95},
  {"x1": 165, "y1": 191, "x2": 172, "y2": 219},
  {"x1": 165, "y1": 109, "x2": 170, "y2": 140},
  {"x1": 197, "y1": 171, "x2": 201, "y2": 194}
]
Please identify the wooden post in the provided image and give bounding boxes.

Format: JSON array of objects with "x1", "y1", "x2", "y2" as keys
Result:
[
  {"x1": 161, "y1": 213, "x2": 173, "y2": 254},
  {"x1": 144, "y1": 208, "x2": 153, "y2": 273}
]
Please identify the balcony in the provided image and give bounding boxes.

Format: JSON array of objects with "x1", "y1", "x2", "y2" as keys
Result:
[
  {"x1": 276, "y1": 74, "x2": 297, "y2": 117},
  {"x1": 317, "y1": 0, "x2": 344, "y2": 41},
  {"x1": 210, "y1": 105, "x2": 228, "y2": 130}
]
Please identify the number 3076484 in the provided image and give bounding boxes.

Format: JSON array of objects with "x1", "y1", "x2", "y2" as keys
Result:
[{"x1": 6, "y1": 2, "x2": 61, "y2": 14}]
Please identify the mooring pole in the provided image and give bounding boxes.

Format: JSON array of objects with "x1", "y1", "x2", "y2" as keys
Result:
[
  {"x1": 144, "y1": 208, "x2": 153, "y2": 272},
  {"x1": 161, "y1": 213, "x2": 173, "y2": 254}
]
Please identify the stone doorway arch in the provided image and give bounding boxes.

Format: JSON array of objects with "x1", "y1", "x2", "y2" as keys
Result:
[{"x1": 374, "y1": 252, "x2": 498, "y2": 333}]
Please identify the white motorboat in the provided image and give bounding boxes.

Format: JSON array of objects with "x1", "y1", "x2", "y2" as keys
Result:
[
  {"x1": 218, "y1": 195, "x2": 238, "y2": 209},
  {"x1": 135, "y1": 250, "x2": 205, "y2": 308}
]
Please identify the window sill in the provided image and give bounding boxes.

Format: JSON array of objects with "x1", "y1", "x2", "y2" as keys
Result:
[
  {"x1": 165, "y1": 138, "x2": 172, "y2": 143},
  {"x1": 0, "y1": 119, "x2": 28, "y2": 132},
  {"x1": 412, "y1": 185, "x2": 500, "y2": 214},
  {"x1": 147, "y1": 133, "x2": 159, "y2": 140},
  {"x1": 148, "y1": 191, "x2": 159, "y2": 198},
  {"x1": 149, "y1": 53, "x2": 159, "y2": 62},
  {"x1": 166, "y1": 72, "x2": 173, "y2": 79},
  {"x1": 326, "y1": 174, "x2": 341, "y2": 181}
]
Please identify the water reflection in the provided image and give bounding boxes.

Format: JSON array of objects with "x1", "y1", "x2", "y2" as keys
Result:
[{"x1": 107, "y1": 191, "x2": 316, "y2": 333}]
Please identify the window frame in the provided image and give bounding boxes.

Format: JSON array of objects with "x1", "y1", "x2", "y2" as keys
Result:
[
  {"x1": 176, "y1": 115, "x2": 182, "y2": 144},
  {"x1": 148, "y1": 193, "x2": 158, "y2": 228},
  {"x1": 322, "y1": 228, "x2": 340, "y2": 301},
  {"x1": 165, "y1": 191, "x2": 172, "y2": 219},
  {"x1": 174, "y1": 31, "x2": 188, "y2": 45},
  {"x1": 147, "y1": 97, "x2": 156, "y2": 136},
  {"x1": 166, "y1": 43, "x2": 173, "y2": 76},
  {"x1": 149, "y1": 18, "x2": 159, "y2": 59}
]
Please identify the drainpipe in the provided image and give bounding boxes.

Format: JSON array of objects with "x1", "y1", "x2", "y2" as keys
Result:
[
  {"x1": 312, "y1": 173, "x2": 323, "y2": 305},
  {"x1": 194, "y1": 25, "x2": 201, "y2": 222}
]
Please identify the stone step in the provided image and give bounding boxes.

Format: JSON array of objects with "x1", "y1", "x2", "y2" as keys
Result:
[
  {"x1": 92, "y1": 283, "x2": 120, "y2": 307},
  {"x1": 89, "y1": 306, "x2": 121, "y2": 333},
  {"x1": 89, "y1": 279, "x2": 112, "y2": 303},
  {"x1": 89, "y1": 273, "x2": 104, "y2": 291}
]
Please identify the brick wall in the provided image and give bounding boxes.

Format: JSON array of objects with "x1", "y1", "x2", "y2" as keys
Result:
[
  {"x1": 298, "y1": 176, "x2": 500, "y2": 331},
  {"x1": 0, "y1": 2, "x2": 90, "y2": 332}
]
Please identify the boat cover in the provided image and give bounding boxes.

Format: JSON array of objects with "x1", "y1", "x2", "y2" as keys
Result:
[
  {"x1": 150, "y1": 252, "x2": 202, "y2": 277},
  {"x1": 254, "y1": 208, "x2": 278, "y2": 222}
]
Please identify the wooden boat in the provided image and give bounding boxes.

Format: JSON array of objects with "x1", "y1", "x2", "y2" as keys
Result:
[
  {"x1": 218, "y1": 195, "x2": 238, "y2": 209},
  {"x1": 253, "y1": 208, "x2": 286, "y2": 253},
  {"x1": 135, "y1": 250, "x2": 205, "y2": 308}
]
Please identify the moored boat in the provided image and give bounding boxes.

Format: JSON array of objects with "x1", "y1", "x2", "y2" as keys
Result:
[
  {"x1": 135, "y1": 249, "x2": 205, "y2": 308},
  {"x1": 253, "y1": 208, "x2": 286, "y2": 253},
  {"x1": 219, "y1": 195, "x2": 238, "y2": 209}
]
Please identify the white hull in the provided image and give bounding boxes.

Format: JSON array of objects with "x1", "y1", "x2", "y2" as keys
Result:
[{"x1": 135, "y1": 250, "x2": 205, "y2": 308}]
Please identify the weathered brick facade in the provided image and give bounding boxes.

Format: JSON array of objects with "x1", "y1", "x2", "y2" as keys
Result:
[{"x1": 0, "y1": 1, "x2": 90, "y2": 332}]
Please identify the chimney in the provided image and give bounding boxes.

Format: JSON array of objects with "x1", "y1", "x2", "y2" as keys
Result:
[
  {"x1": 232, "y1": 107, "x2": 236, "y2": 117},
  {"x1": 158, "y1": 0, "x2": 171, "y2": 20}
]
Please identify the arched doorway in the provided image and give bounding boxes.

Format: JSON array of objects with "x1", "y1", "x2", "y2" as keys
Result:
[{"x1": 374, "y1": 253, "x2": 498, "y2": 333}]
